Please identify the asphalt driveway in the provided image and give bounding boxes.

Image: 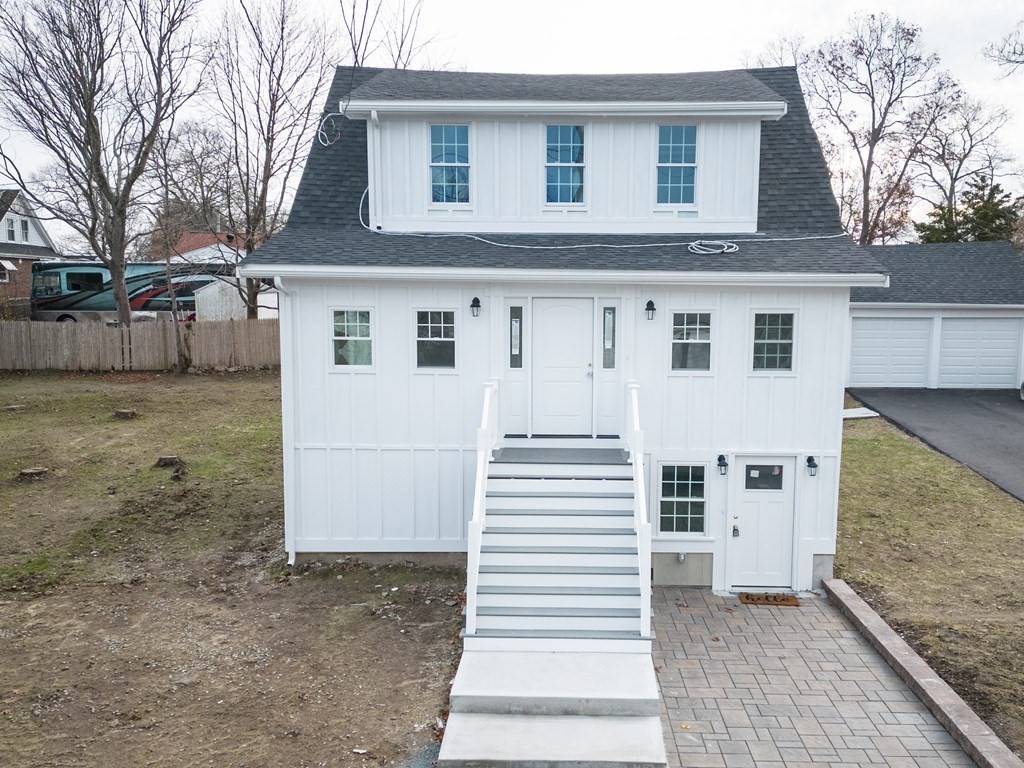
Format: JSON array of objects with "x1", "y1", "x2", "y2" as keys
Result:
[{"x1": 849, "y1": 388, "x2": 1024, "y2": 502}]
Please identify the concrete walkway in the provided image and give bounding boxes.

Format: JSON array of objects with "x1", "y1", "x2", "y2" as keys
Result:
[{"x1": 653, "y1": 588, "x2": 976, "y2": 768}]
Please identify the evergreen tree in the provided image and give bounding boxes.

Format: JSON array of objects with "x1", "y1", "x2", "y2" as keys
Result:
[{"x1": 914, "y1": 176, "x2": 1021, "y2": 242}]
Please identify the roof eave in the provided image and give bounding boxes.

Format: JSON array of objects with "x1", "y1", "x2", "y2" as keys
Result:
[
  {"x1": 344, "y1": 99, "x2": 788, "y2": 120},
  {"x1": 239, "y1": 262, "x2": 885, "y2": 287}
]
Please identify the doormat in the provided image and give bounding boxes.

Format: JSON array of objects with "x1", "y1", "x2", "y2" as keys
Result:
[{"x1": 738, "y1": 592, "x2": 800, "y2": 607}]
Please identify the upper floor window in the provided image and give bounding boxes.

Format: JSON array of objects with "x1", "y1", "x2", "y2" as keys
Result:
[
  {"x1": 430, "y1": 124, "x2": 469, "y2": 204},
  {"x1": 656, "y1": 125, "x2": 697, "y2": 205},
  {"x1": 545, "y1": 125, "x2": 584, "y2": 204},
  {"x1": 20, "y1": 220, "x2": 28, "y2": 242},
  {"x1": 672, "y1": 312, "x2": 711, "y2": 370},
  {"x1": 333, "y1": 310, "x2": 372, "y2": 367},
  {"x1": 753, "y1": 313, "x2": 794, "y2": 371},
  {"x1": 5, "y1": 218, "x2": 13, "y2": 241}
]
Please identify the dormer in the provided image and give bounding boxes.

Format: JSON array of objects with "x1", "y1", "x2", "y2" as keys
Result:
[{"x1": 343, "y1": 69, "x2": 787, "y2": 235}]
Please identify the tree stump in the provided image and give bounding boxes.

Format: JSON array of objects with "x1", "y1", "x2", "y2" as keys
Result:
[
  {"x1": 18, "y1": 467, "x2": 49, "y2": 481},
  {"x1": 113, "y1": 409, "x2": 138, "y2": 420},
  {"x1": 155, "y1": 456, "x2": 184, "y2": 468}
]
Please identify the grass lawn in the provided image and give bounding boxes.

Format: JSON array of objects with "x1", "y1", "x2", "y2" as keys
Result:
[
  {"x1": 0, "y1": 371, "x2": 464, "y2": 768},
  {"x1": 839, "y1": 408, "x2": 1024, "y2": 756}
]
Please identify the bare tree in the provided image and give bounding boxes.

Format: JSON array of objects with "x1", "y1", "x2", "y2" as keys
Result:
[
  {"x1": 189, "y1": 0, "x2": 333, "y2": 319},
  {"x1": 802, "y1": 13, "x2": 958, "y2": 244},
  {"x1": 985, "y1": 20, "x2": 1024, "y2": 73},
  {"x1": 340, "y1": 0, "x2": 430, "y2": 68},
  {"x1": 0, "y1": 0, "x2": 202, "y2": 325},
  {"x1": 914, "y1": 97, "x2": 1012, "y2": 221}
]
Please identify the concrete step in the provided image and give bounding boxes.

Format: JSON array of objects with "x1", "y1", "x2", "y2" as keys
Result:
[
  {"x1": 437, "y1": 712, "x2": 667, "y2": 768},
  {"x1": 449, "y1": 651, "x2": 659, "y2": 716},
  {"x1": 486, "y1": 495, "x2": 634, "y2": 511},
  {"x1": 462, "y1": 634, "x2": 652, "y2": 653},
  {"x1": 488, "y1": 463, "x2": 632, "y2": 480}
]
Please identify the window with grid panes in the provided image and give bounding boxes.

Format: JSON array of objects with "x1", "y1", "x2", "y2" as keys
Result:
[
  {"x1": 416, "y1": 310, "x2": 455, "y2": 368},
  {"x1": 332, "y1": 310, "x2": 372, "y2": 366},
  {"x1": 545, "y1": 125, "x2": 584, "y2": 204},
  {"x1": 671, "y1": 312, "x2": 711, "y2": 370},
  {"x1": 660, "y1": 465, "x2": 706, "y2": 534},
  {"x1": 752, "y1": 313, "x2": 793, "y2": 370},
  {"x1": 20, "y1": 220, "x2": 28, "y2": 242},
  {"x1": 430, "y1": 125, "x2": 469, "y2": 204},
  {"x1": 656, "y1": 125, "x2": 697, "y2": 205}
]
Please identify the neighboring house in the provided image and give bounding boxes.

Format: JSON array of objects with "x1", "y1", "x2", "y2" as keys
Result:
[
  {"x1": 0, "y1": 189, "x2": 61, "y2": 318},
  {"x1": 238, "y1": 66, "x2": 887, "y2": 611},
  {"x1": 850, "y1": 241, "x2": 1024, "y2": 389}
]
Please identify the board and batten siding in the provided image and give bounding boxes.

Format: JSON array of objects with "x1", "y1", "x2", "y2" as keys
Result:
[
  {"x1": 370, "y1": 117, "x2": 761, "y2": 233},
  {"x1": 848, "y1": 307, "x2": 1024, "y2": 389},
  {"x1": 281, "y1": 277, "x2": 849, "y2": 591}
]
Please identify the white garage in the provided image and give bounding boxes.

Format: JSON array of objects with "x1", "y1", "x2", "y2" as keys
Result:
[{"x1": 850, "y1": 242, "x2": 1024, "y2": 390}]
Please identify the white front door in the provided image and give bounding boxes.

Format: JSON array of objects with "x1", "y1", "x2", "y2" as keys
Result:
[
  {"x1": 729, "y1": 457, "x2": 795, "y2": 589},
  {"x1": 532, "y1": 298, "x2": 594, "y2": 435}
]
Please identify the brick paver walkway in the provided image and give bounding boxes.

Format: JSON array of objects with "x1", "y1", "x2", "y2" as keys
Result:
[{"x1": 653, "y1": 588, "x2": 976, "y2": 768}]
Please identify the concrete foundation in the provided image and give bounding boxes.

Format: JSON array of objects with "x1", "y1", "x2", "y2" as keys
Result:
[{"x1": 652, "y1": 552, "x2": 713, "y2": 586}]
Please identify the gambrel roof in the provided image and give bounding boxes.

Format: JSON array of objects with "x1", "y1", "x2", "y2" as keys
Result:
[
  {"x1": 242, "y1": 66, "x2": 883, "y2": 277},
  {"x1": 852, "y1": 242, "x2": 1024, "y2": 305}
]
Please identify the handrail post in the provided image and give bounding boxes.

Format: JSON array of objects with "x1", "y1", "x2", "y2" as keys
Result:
[
  {"x1": 465, "y1": 379, "x2": 500, "y2": 637},
  {"x1": 625, "y1": 380, "x2": 652, "y2": 638}
]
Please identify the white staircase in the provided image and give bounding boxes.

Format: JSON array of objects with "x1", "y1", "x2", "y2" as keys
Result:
[
  {"x1": 466, "y1": 450, "x2": 651, "y2": 650},
  {"x1": 440, "y1": 382, "x2": 664, "y2": 768}
]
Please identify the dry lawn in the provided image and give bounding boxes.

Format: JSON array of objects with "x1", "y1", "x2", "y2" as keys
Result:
[
  {"x1": 0, "y1": 371, "x2": 464, "y2": 768},
  {"x1": 838, "y1": 410, "x2": 1024, "y2": 756}
]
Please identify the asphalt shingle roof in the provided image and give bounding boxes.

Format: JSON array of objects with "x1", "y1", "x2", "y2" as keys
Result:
[
  {"x1": 852, "y1": 242, "x2": 1024, "y2": 305},
  {"x1": 245, "y1": 66, "x2": 882, "y2": 276},
  {"x1": 344, "y1": 67, "x2": 786, "y2": 103},
  {"x1": 0, "y1": 189, "x2": 17, "y2": 220}
]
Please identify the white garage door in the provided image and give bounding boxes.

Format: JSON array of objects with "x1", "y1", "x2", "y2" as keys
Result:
[
  {"x1": 850, "y1": 317, "x2": 932, "y2": 387},
  {"x1": 939, "y1": 318, "x2": 1022, "y2": 388}
]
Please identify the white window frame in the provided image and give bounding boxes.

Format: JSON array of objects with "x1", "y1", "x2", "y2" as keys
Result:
[
  {"x1": 0, "y1": 264, "x2": 8, "y2": 283},
  {"x1": 427, "y1": 123, "x2": 472, "y2": 209},
  {"x1": 669, "y1": 310, "x2": 714, "y2": 375},
  {"x1": 20, "y1": 219, "x2": 29, "y2": 242},
  {"x1": 653, "y1": 123, "x2": 700, "y2": 211},
  {"x1": 412, "y1": 308, "x2": 459, "y2": 373},
  {"x1": 657, "y1": 462, "x2": 710, "y2": 537},
  {"x1": 543, "y1": 123, "x2": 587, "y2": 208},
  {"x1": 5, "y1": 218, "x2": 13, "y2": 241},
  {"x1": 329, "y1": 307, "x2": 375, "y2": 371},
  {"x1": 750, "y1": 310, "x2": 797, "y2": 375}
]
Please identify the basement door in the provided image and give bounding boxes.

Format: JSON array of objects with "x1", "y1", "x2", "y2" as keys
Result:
[
  {"x1": 728, "y1": 457, "x2": 795, "y2": 589},
  {"x1": 531, "y1": 298, "x2": 594, "y2": 435}
]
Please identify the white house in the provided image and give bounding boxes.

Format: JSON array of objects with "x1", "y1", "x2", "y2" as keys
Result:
[
  {"x1": 850, "y1": 241, "x2": 1024, "y2": 390},
  {"x1": 0, "y1": 189, "x2": 62, "y2": 318},
  {"x1": 239, "y1": 65, "x2": 887, "y2": 620}
]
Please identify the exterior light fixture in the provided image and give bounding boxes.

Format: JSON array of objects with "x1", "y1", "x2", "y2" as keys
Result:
[
  {"x1": 806, "y1": 456, "x2": 819, "y2": 477},
  {"x1": 645, "y1": 300, "x2": 656, "y2": 320},
  {"x1": 717, "y1": 454, "x2": 728, "y2": 476},
  {"x1": 470, "y1": 297, "x2": 481, "y2": 317}
]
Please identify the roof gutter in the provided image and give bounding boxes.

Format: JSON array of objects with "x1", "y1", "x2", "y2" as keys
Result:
[
  {"x1": 343, "y1": 99, "x2": 788, "y2": 121},
  {"x1": 238, "y1": 262, "x2": 887, "y2": 288}
]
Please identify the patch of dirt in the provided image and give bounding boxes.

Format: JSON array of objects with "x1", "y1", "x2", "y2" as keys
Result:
[
  {"x1": 0, "y1": 372, "x2": 466, "y2": 767},
  {"x1": 838, "y1": 416, "x2": 1024, "y2": 758}
]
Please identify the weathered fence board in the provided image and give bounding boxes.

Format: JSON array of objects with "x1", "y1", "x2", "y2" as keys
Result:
[{"x1": 0, "y1": 319, "x2": 280, "y2": 371}]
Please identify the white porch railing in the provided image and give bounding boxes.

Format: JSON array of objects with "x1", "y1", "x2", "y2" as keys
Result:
[
  {"x1": 625, "y1": 381, "x2": 652, "y2": 637},
  {"x1": 465, "y1": 379, "x2": 500, "y2": 636}
]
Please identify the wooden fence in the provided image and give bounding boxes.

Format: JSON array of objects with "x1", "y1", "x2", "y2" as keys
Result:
[{"x1": 0, "y1": 319, "x2": 280, "y2": 371}]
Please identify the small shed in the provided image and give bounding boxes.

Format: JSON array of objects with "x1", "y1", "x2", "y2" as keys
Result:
[{"x1": 849, "y1": 242, "x2": 1024, "y2": 389}]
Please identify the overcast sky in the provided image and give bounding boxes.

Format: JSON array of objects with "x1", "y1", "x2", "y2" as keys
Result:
[{"x1": 4, "y1": 0, "x2": 1023, "y2": 243}]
